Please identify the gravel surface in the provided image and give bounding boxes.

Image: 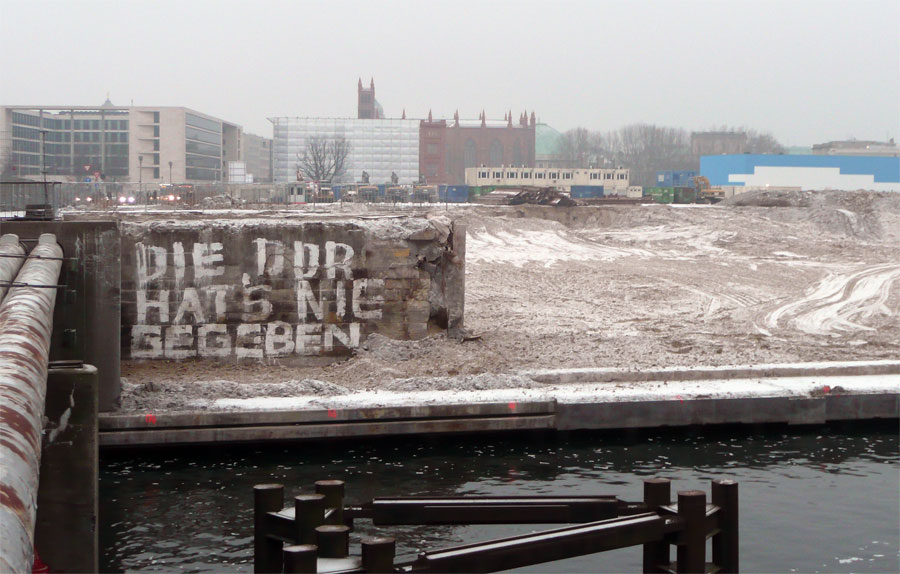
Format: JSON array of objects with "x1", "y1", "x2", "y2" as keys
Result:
[{"x1": 119, "y1": 190, "x2": 900, "y2": 412}]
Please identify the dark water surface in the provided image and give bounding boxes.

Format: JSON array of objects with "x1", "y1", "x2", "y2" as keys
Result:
[{"x1": 100, "y1": 423, "x2": 899, "y2": 573}]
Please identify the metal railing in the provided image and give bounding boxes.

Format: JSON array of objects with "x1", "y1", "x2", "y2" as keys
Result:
[{"x1": 0, "y1": 181, "x2": 59, "y2": 219}]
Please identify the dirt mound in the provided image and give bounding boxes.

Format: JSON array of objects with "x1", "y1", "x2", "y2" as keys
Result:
[
  {"x1": 720, "y1": 189, "x2": 814, "y2": 208},
  {"x1": 357, "y1": 333, "x2": 447, "y2": 362},
  {"x1": 509, "y1": 187, "x2": 578, "y2": 207}
]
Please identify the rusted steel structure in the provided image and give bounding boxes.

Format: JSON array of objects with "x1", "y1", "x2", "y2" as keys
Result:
[
  {"x1": 252, "y1": 478, "x2": 739, "y2": 574},
  {"x1": 0, "y1": 234, "x2": 26, "y2": 304},
  {"x1": 0, "y1": 234, "x2": 64, "y2": 574}
]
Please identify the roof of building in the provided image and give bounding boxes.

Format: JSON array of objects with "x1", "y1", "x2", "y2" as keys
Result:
[{"x1": 535, "y1": 123, "x2": 562, "y2": 157}]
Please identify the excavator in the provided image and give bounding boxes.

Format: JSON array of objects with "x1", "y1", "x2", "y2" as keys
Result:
[{"x1": 693, "y1": 175, "x2": 725, "y2": 203}]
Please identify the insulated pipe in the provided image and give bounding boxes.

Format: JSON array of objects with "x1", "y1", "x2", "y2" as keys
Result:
[
  {"x1": 0, "y1": 233, "x2": 64, "y2": 574},
  {"x1": 0, "y1": 234, "x2": 26, "y2": 304}
]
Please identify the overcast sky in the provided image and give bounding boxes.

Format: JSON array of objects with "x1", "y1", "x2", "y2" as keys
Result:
[{"x1": 1, "y1": 0, "x2": 898, "y2": 146}]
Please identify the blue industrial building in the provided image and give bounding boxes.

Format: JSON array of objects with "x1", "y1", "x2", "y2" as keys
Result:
[{"x1": 700, "y1": 154, "x2": 900, "y2": 192}]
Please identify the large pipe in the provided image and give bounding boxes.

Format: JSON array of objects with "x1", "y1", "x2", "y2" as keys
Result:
[
  {"x1": 0, "y1": 234, "x2": 26, "y2": 305},
  {"x1": 0, "y1": 233, "x2": 63, "y2": 573}
]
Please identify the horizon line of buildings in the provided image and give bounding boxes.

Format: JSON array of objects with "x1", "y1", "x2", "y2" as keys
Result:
[{"x1": 2, "y1": 79, "x2": 897, "y2": 188}]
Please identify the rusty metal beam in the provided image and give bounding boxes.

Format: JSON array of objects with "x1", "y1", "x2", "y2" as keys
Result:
[
  {"x1": 0, "y1": 234, "x2": 26, "y2": 305},
  {"x1": 0, "y1": 233, "x2": 63, "y2": 574},
  {"x1": 400, "y1": 512, "x2": 677, "y2": 573}
]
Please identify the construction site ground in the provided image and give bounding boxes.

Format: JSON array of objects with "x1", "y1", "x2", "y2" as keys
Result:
[{"x1": 119, "y1": 190, "x2": 900, "y2": 412}]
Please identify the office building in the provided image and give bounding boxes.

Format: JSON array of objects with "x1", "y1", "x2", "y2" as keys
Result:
[
  {"x1": 270, "y1": 117, "x2": 419, "y2": 184},
  {"x1": 0, "y1": 100, "x2": 241, "y2": 184}
]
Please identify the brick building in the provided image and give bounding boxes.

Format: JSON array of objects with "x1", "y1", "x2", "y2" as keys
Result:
[
  {"x1": 420, "y1": 110, "x2": 536, "y2": 185},
  {"x1": 357, "y1": 78, "x2": 384, "y2": 119}
]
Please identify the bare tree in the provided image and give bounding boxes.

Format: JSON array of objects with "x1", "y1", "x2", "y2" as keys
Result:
[
  {"x1": 746, "y1": 130, "x2": 785, "y2": 154},
  {"x1": 296, "y1": 136, "x2": 351, "y2": 182},
  {"x1": 598, "y1": 124, "x2": 692, "y2": 187},
  {"x1": 558, "y1": 128, "x2": 599, "y2": 168}
]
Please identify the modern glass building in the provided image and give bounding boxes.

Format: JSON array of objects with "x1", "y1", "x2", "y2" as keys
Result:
[
  {"x1": 0, "y1": 101, "x2": 241, "y2": 184},
  {"x1": 270, "y1": 117, "x2": 419, "y2": 184}
]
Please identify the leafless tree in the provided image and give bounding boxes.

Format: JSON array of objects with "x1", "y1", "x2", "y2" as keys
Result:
[
  {"x1": 296, "y1": 136, "x2": 351, "y2": 182},
  {"x1": 598, "y1": 124, "x2": 692, "y2": 187},
  {"x1": 746, "y1": 130, "x2": 785, "y2": 154},
  {"x1": 558, "y1": 128, "x2": 599, "y2": 168}
]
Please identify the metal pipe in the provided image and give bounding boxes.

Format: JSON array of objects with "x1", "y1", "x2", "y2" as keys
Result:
[
  {"x1": 0, "y1": 233, "x2": 63, "y2": 574},
  {"x1": 0, "y1": 234, "x2": 26, "y2": 304}
]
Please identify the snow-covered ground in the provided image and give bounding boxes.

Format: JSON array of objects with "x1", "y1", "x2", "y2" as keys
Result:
[{"x1": 118, "y1": 190, "x2": 900, "y2": 413}]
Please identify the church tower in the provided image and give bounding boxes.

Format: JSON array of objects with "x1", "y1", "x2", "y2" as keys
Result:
[{"x1": 358, "y1": 77, "x2": 378, "y2": 119}]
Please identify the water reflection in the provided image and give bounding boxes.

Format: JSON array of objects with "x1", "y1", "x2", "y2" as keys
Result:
[{"x1": 100, "y1": 422, "x2": 899, "y2": 573}]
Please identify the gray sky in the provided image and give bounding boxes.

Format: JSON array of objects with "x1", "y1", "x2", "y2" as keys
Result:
[{"x1": 2, "y1": 0, "x2": 898, "y2": 145}]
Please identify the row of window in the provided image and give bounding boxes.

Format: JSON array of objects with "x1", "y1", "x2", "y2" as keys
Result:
[
  {"x1": 476, "y1": 170, "x2": 627, "y2": 181},
  {"x1": 186, "y1": 140, "x2": 221, "y2": 157},
  {"x1": 185, "y1": 154, "x2": 221, "y2": 169},
  {"x1": 14, "y1": 115, "x2": 130, "y2": 132},
  {"x1": 13, "y1": 140, "x2": 40, "y2": 153},
  {"x1": 185, "y1": 126, "x2": 220, "y2": 145},
  {"x1": 186, "y1": 167, "x2": 219, "y2": 181},
  {"x1": 185, "y1": 113, "x2": 221, "y2": 134}
]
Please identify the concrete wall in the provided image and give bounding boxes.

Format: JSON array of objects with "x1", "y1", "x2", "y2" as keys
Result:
[
  {"x1": 119, "y1": 215, "x2": 465, "y2": 361},
  {"x1": 36, "y1": 364, "x2": 98, "y2": 573}
]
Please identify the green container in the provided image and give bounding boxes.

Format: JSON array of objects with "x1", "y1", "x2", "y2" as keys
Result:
[
  {"x1": 649, "y1": 186, "x2": 674, "y2": 204},
  {"x1": 674, "y1": 187, "x2": 697, "y2": 204}
]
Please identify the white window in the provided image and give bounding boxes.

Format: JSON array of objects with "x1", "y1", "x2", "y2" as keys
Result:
[
  {"x1": 605, "y1": 173, "x2": 613, "y2": 180},
  {"x1": 563, "y1": 173, "x2": 572, "y2": 179},
  {"x1": 493, "y1": 171, "x2": 502, "y2": 178},
  {"x1": 536, "y1": 173, "x2": 545, "y2": 179},
  {"x1": 508, "y1": 172, "x2": 517, "y2": 179},
  {"x1": 549, "y1": 172, "x2": 558, "y2": 179},
  {"x1": 523, "y1": 172, "x2": 531, "y2": 178}
]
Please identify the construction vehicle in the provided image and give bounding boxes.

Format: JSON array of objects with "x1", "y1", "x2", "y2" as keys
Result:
[
  {"x1": 412, "y1": 185, "x2": 438, "y2": 203},
  {"x1": 386, "y1": 186, "x2": 409, "y2": 203},
  {"x1": 693, "y1": 176, "x2": 725, "y2": 203},
  {"x1": 358, "y1": 185, "x2": 380, "y2": 203}
]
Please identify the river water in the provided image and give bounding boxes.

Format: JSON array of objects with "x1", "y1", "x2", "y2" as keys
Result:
[{"x1": 100, "y1": 422, "x2": 899, "y2": 573}]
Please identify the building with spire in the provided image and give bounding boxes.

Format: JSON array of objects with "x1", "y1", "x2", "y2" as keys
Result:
[
  {"x1": 271, "y1": 79, "x2": 536, "y2": 185},
  {"x1": 357, "y1": 78, "x2": 384, "y2": 119}
]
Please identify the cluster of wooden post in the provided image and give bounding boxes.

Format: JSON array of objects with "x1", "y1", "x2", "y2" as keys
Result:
[
  {"x1": 642, "y1": 478, "x2": 739, "y2": 573},
  {"x1": 254, "y1": 477, "x2": 738, "y2": 574},
  {"x1": 254, "y1": 480, "x2": 395, "y2": 574}
]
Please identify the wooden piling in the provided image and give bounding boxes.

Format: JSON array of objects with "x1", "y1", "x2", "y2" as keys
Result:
[
  {"x1": 294, "y1": 494, "x2": 326, "y2": 545},
  {"x1": 361, "y1": 537, "x2": 396, "y2": 573},
  {"x1": 316, "y1": 524, "x2": 350, "y2": 558},
  {"x1": 642, "y1": 478, "x2": 671, "y2": 573},
  {"x1": 254, "y1": 484, "x2": 284, "y2": 574},
  {"x1": 712, "y1": 479, "x2": 739, "y2": 573},
  {"x1": 283, "y1": 544, "x2": 318, "y2": 574},
  {"x1": 315, "y1": 479, "x2": 345, "y2": 525},
  {"x1": 676, "y1": 490, "x2": 706, "y2": 574}
]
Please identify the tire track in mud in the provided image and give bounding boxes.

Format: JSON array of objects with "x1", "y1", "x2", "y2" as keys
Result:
[{"x1": 762, "y1": 263, "x2": 900, "y2": 336}]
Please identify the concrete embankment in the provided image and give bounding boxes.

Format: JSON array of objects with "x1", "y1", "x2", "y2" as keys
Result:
[{"x1": 99, "y1": 361, "x2": 900, "y2": 448}]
